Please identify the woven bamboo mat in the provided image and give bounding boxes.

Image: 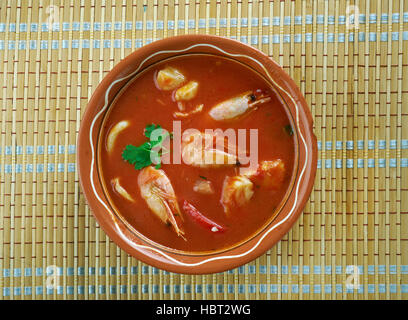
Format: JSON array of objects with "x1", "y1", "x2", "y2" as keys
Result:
[{"x1": 0, "y1": 0, "x2": 407, "y2": 300}]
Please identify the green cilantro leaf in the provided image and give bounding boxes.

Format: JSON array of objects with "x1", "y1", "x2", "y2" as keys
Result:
[
  {"x1": 284, "y1": 124, "x2": 294, "y2": 136},
  {"x1": 122, "y1": 124, "x2": 171, "y2": 171},
  {"x1": 144, "y1": 124, "x2": 161, "y2": 139},
  {"x1": 122, "y1": 144, "x2": 152, "y2": 169}
]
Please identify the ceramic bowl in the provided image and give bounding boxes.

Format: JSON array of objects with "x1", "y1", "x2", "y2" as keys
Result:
[{"x1": 77, "y1": 34, "x2": 317, "y2": 274}]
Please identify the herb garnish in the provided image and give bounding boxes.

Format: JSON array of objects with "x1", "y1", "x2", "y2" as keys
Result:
[
  {"x1": 144, "y1": 124, "x2": 160, "y2": 139},
  {"x1": 284, "y1": 124, "x2": 294, "y2": 136},
  {"x1": 122, "y1": 124, "x2": 171, "y2": 170}
]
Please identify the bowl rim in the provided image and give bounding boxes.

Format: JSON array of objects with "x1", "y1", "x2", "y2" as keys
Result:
[{"x1": 77, "y1": 34, "x2": 318, "y2": 274}]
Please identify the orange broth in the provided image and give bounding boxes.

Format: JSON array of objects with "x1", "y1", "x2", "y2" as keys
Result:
[{"x1": 98, "y1": 54, "x2": 296, "y2": 253}]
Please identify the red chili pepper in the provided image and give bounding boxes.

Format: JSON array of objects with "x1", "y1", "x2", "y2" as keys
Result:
[{"x1": 182, "y1": 200, "x2": 226, "y2": 233}]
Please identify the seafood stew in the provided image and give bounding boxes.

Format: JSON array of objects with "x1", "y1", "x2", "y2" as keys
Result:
[{"x1": 98, "y1": 54, "x2": 296, "y2": 253}]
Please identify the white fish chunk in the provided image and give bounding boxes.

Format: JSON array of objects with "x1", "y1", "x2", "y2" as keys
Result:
[
  {"x1": 221, "y1": 175, "x2": 254, "y2": 215},
  {"x1": 156, "y1": 66, "x2": 185, "y2": 91},
  {"x1": 193, "y1": 179, "x2": 215, "y2": 194},
  {"x1": 175, "y1": 81, "x2": 199, "y2": 101}
]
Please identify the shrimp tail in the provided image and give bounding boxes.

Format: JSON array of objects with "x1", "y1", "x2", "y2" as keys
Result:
[
  {"x1": 161, "y1": 199, "x2": 186, "y2": 241},
  {"x1": 152, "y1": 186, "x2": 186, "y2": 240},
  {"x1": 248, "y1": 96, "x2": 271, "y2": 108}
]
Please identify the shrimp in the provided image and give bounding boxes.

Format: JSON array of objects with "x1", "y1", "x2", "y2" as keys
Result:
[
  {"x1": 138, "y1": 166, "x2": 185, "y2": 240},
  {"x1": 247, "y1": 159, "x2": 285, "y2": 190},
  {"x1": 208, "y1": 90, "x2": 271, "y2": 121},
  {"x1": 156, "y1": 66, "x2": 185, "y2": 91},
  {"x1": 106, "y1": 120, "x2": 129, "y2": 153},
  {"x1": 181, "y1": 131, "x2": 239, "y2": 168},
  {"x1": 220, "y1": 159, "x2": 285, "y2": 214},
  {"x1": 221, "y1": 175, "x2": 254, "y2": 215}
]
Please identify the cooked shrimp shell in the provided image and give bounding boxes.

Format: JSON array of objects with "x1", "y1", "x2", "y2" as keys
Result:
[
  {"x1": 209, "y1": 91, "x2": 271, "y2": 121},
  {"x1": 138, "y1": 166, "x2": 185, "y2": 239},
  {"x1": 181, "y1": 132, "x2": 238, "y2": 168}
]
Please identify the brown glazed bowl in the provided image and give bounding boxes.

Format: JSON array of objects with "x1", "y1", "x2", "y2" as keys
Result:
[{"x1": 77, "y1": 34, "x2": 317, "y2": 274}]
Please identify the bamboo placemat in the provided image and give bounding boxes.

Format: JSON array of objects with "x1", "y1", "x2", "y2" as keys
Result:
[{"x1": 0, "y1": 0, "x2": 407, "y2": 300}]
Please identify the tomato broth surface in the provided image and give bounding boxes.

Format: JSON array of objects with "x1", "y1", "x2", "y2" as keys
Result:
[{"x1": 99, "y1": 54, "x2": 296, "y2": 253}]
